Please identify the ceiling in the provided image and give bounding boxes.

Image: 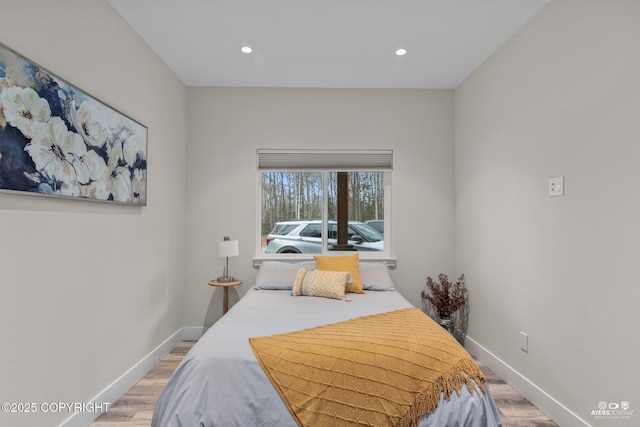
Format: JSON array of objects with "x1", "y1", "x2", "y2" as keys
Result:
[{"x1": 108, "y1": 0, "x2": 548, "y2": 89}]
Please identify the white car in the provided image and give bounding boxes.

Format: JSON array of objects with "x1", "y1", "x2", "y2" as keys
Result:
[{"x1": 265, "y1": 220, "x2": 384, "y2": 254}]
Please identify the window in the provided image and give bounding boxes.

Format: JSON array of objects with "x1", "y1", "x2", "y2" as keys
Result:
[{"x1": 257, "y1": 149, "x2": 392, "y2": 259}]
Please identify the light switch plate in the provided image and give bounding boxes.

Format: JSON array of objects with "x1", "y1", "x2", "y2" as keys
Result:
[{"x1": 549, "y1": 176, "x2": 564, "y2": 196}]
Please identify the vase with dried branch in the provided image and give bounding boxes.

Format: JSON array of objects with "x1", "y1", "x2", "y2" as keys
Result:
[{"x1": 421, "y1": 273, "x2": 468, "y2": 334}]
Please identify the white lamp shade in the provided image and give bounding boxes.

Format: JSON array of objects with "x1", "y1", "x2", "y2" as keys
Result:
[{"x1": 217, "y1": 239, "x2": 239, "y2": 257}]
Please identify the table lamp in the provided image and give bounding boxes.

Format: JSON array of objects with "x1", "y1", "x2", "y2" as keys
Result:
[{"x1": 217, "y1": 236, "x2": 239, "y2": 283}]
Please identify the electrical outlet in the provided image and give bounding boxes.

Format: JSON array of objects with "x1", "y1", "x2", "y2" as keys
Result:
[{"x1": 520, "y1": 332, "x2": 528, "y2": 353}]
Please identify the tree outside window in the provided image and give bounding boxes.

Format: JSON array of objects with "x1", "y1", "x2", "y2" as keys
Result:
[{"x1": 259, "y1": 171, "x2": 386, "y2": 255}]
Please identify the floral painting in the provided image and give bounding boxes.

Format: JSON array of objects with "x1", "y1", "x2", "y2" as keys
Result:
[{"x1": 0, "y1": 43, "x2": 147, "y2": 205}]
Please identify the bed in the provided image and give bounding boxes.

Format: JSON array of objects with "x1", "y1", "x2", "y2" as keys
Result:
[{"x1": 151, "y1": 258, "x2": 502, "y2": 427}]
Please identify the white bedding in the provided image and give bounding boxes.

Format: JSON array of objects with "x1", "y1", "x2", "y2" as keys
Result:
[{"x1": 151, "y1": 288, "x2": 502, "y2": 426}]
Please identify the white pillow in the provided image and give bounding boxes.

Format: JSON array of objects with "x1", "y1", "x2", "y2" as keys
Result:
[
  {"x1": 360, "y1": 262, "x2": 395, "y2": 290},
  {"x1": 254, "y1": 260, "x2": 317, "y2": 290}
]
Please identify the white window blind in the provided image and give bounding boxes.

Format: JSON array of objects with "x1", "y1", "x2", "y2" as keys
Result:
[{"x1": 257, "y1": 149, "x2": 393, "y2": 171}]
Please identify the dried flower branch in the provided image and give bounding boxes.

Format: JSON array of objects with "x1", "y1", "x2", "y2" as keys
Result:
[{"x1": 421, "y1": 273, "x2": 467, "y2": 317}]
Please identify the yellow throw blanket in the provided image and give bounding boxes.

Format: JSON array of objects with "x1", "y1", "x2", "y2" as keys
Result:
[{"x1": 249, "y1": 307, "x2": 485, "y2": 427}]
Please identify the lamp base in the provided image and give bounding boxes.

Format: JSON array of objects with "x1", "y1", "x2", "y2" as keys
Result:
[{"x1": 216, "y1": 276, "x2": 235, "y2": 283}]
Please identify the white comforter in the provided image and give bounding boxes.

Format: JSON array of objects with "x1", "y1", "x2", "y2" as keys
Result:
[{"x1": 151, "y1": 288, "x2": 502, "y2": 427}]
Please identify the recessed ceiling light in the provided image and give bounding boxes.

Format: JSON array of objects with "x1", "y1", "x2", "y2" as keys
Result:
[
  {"x1": 241, "y1": 46, "x2": 253, "y2": 54},
  {"x1": 395, "y1": 48, "x2": 407, "y2": 56}
]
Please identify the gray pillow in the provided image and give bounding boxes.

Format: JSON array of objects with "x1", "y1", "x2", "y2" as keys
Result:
[
  {"x1": 254, "y1": 260, "x2": 317, "y2": 290},
  {"x1": 360, "y1": 262, "x2": 395, "y2": 290}
]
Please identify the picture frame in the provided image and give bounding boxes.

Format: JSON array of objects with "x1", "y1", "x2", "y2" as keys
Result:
[{"x1": 0, "y1": 43, "x2": 147, "y2": 205}]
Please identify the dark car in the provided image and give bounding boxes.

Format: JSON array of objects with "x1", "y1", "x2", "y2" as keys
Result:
[{"x1": 364, "y1": 220, "x2": 384, "y2": 234}]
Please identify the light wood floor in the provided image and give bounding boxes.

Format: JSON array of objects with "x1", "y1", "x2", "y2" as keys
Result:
[{"x1": 91, "y1": 341, "x2": 557, "y2": 426}]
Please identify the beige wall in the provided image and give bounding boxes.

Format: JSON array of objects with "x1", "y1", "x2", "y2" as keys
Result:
[
  {"x1": 0, "y1": 1, "x2": 187, "y2": 426},
  {"x1": 185, "y1": 87, "x2": 455, "y2": 326},
  {"x1": 455, "y1": 0, "x2": 640, "y2": 425}
]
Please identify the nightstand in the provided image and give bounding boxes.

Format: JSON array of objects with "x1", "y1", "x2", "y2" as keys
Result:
[{"x1": 208, "y1": 279, "x2": 242, "y2": 314}]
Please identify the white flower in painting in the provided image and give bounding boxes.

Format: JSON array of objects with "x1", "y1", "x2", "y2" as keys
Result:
[
  {"x1": 70, "y1": 100, "x2": 108, "y2": 148},
  {"x1": 75, "y1": 149, "x2": 108, "y2": 185},
  {"x1": 60, "y1": 182, "x2": 81, "y2": 197},
  {"x1": 80, "y1": 178, "x2": 110, "y2": 200},
  {"x1": 123, "y1": 134, "x2": 143, "y2": 166},
  {"x1": 0, "y1": 86, "x2": 51, "y2": 138},
  {"x1": 109, "y1": 166, "x2": 132, "y2": 203},
  {"x1": 26, "y1": 117, "x2": 86, "y2": 185},
  {"x1": 26, "y1": 142, "x2": 76, "y2": 185},
  {"x1": 108, "y1": 129, "x2": 144, "y2": 170}
]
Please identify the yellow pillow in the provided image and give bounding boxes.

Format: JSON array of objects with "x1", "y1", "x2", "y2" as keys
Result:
[
  {"x1": 292, "y1": 269, "x2": 349, "y2": 300},
  {"x1": 314, "y1": 253, "x2": 364, "y2": 294}
]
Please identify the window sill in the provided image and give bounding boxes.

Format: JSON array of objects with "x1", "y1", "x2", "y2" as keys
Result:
[{"x1": 252, "y1": 257, "x2": 396, "y2": 269}]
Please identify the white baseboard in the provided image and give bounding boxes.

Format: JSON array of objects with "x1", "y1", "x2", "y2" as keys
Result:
[
  {"x1": 59, "y1": 329, "x2": 184, "y2": 427},
  {"x1": 464, "y1": 336, "x2": 591, "y2": 427},
  {"x1": 182, "y1": 326, "x2": 205, "y2": 341}
]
